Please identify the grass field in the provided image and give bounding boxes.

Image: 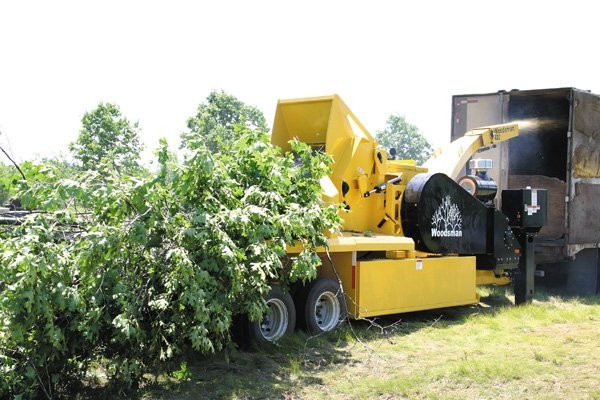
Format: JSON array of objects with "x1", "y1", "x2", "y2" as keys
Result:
[{"x1": 108, "y1": 287, "x2": 600, "y2": 400}]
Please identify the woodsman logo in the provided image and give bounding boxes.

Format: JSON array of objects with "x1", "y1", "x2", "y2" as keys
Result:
[
  {"x1": 431, "y1": 195, "x2": 463, "y2": 237},
  {"x1": 491, "y1": 125, "x2": 518, "y2": 141}
]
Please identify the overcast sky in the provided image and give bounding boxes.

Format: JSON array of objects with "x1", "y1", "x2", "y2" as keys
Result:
[{"x1": 0, "y1": 1, "x2": 598, "y2": 164}]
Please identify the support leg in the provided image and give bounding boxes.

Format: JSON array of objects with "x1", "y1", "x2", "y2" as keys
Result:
[{"x1": 515, "y1": 233, "x2": 536, "y2": 305}]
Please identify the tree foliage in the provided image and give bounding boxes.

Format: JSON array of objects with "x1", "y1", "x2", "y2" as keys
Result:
[
  {"x1": 182, "y1": 90, "x2": 268, "y2": 152},
  {"x1": 69, "y1": 103, "x2": 143, "y2": 173},
  {"x1": 0, "y1": 160, "x2": 71, "y2": 206},
  {"x1": 376, "y1": 114, "x2": 433, "y2": 165},
  {"x1": 0, "y1": 163, "x2": 19, "y2": 205},
  {"x1": 0, "y1": 127, "x2": 339, "y2": 397}
]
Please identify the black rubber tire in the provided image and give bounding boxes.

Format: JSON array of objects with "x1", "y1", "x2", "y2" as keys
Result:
[
  {"x1": 304, "y1": 278, "x2": 347, "y2": 334},
  {"x1": 249, "y1": 285, "x2": 296, "y2": 342}
]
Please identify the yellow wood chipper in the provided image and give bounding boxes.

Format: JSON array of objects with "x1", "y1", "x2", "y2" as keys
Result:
[{"x1": 249, "y1": 95, "x2": 547, "y2": 342}]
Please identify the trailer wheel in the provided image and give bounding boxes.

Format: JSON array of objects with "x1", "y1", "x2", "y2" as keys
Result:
[
  {"x1": 304, "y1": 278, "x2": 347, "y2": 334},
  {"x1": 249, "y1": 285, "x2": 296, "y2": 342}
]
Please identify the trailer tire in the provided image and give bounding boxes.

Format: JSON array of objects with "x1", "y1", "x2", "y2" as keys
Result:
[
  {"x1": 249, "y1": 285, "x2": 296, "y2": 342},
  {"x1": 304, "y1": 278, "x2": 347, "y2": 334}
]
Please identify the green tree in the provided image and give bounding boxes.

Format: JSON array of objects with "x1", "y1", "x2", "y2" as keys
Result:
[
  {"x1": 182, "y1": 90, "x2": 268, "y2": 152},
  {"x1": 0, "y1": 129, "x2": 339, "y2": 396},
  {"x1": 376, "y1": 115, "x2": 433, "y2": 165},
  {"x1": 69, "y1": 103, "x2": 143, "y2": 173}
]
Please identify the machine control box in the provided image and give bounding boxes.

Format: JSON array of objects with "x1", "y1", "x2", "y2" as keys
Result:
[{"x1": 501, "y1": 188, "x2": 548, "y2": 229}]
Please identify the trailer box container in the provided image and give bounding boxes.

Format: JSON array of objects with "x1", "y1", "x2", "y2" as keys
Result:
[{"x1": 451, "y1": 87, "x2": 600, "y2": 295}]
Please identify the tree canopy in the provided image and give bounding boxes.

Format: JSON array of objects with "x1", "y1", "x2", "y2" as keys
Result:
[
  {"x1": 182, "y1": 90, "x2": 268, "y2": 152},
  {"x1": 376, "y1": 114, "x2": 433, "y2": 165},
  {"x1": 69, "y1": 103, "x2": 143, "y2": 172}
]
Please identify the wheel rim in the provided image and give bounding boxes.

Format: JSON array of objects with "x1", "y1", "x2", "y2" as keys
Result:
[
  {"x1": 313, "y1": 291, "x2": 341, "y2": 331},
  {"x1": 260, "y1": 298, "x2": 289, "y2": 341}
]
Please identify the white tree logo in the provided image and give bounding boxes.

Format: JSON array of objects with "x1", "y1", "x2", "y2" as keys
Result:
[{"x1": 431, "y1": 196, "x2": 463, "y2": 237}]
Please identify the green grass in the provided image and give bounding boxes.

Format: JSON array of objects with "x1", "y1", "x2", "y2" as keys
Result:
[{"x1": 85, "y1": 287, "x2": 600, "y2": 399}]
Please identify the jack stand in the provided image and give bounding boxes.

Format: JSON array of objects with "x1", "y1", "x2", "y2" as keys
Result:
[
  {"x1": 513, "y1": 232, "x2": 537, "y2": 304},
  {"x1": 502, "y1": 188, "x2": 547, "y2": 305}
]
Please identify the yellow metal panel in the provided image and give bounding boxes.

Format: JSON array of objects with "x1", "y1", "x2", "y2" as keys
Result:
[
  {"x1": 287, "y1": 233, "x2": 415, "y2": 254},
  {"x1": 467, "y1": 123, "x2": 519, "y2": 144},
  {"x1": 476, "y1": 270, "x2": 511, "y2": 286},
  {"x1": 317, "y1": 252, "x2": 358, "y2": 317},
  {"x1": 354, "y1": 257, "x2": 478, "y2": 318},
  {"x1": 385, "y1": 250, "x2": 409, "y2": 259},
  {"x1": 271, "y1": 94, "x2": 374, "y2": 159},
  {"x1": 336, "y1": 235, "x2": 414, "y2": 252},
  {"x1": 271, "y1": 96, "x2": 334, "y2": 150}
]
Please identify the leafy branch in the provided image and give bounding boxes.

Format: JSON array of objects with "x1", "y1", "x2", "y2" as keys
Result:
[{"x1": 0, "y1": 126, "x2": 339, "y2": 397}]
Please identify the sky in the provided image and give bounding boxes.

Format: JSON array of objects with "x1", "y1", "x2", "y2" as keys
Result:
[{"x1": 0, "y1": 0, "x2": 598, "y2": 165}]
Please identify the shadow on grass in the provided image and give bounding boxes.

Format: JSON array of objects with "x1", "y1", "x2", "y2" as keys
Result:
[
  {"x1": 141, "y1": 290, "x2": 516, "y2": 399},
  {"x1": 343, "y1": 282, "x2": 600, "y2": 340},
  {"x1": 80, "y1": 284, "x2": 600, "y2": 399},
  {"x1": 133, "y1": 330, "x2": 355, "y2": 400},
  {"x1": 350, "y1": 285, "x2": 515, "y2": 335},
  {"x1": 70, "y1": 327, "x2": 354, "y2": 400},
  {"x1": 78, "y1": 307, "x2": 493, "y2": 399},
  {"x1": 533, "y1": 278, "x2": 600, "y2": 305}
]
